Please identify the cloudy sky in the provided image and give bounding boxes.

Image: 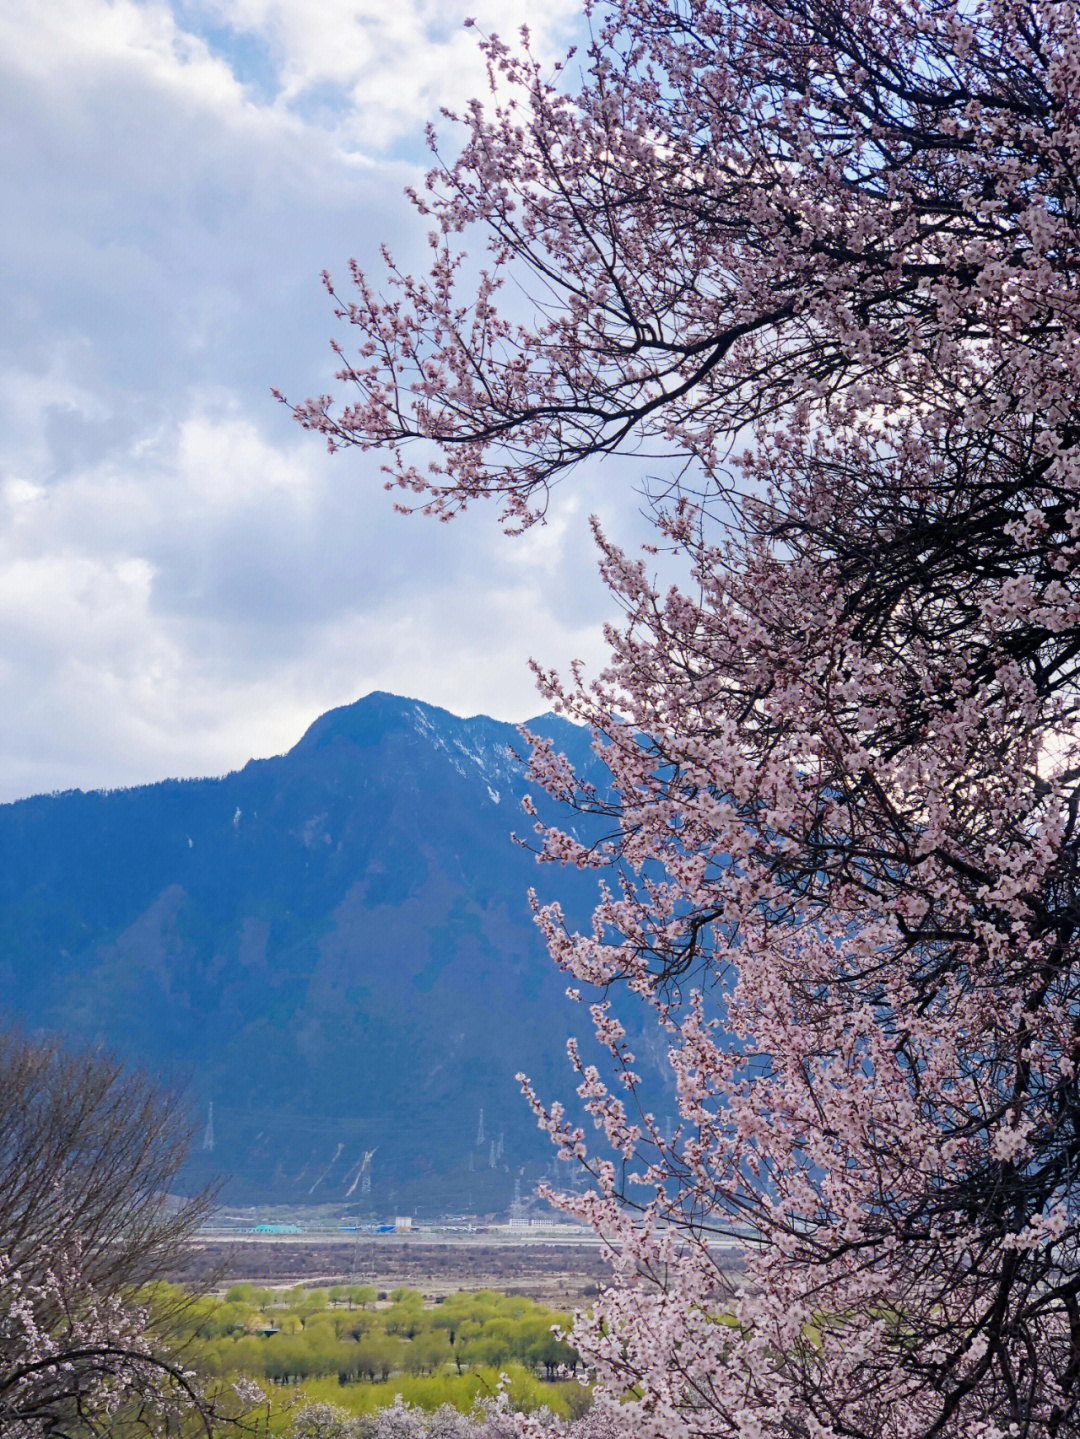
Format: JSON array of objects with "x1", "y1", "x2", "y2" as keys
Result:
[{"x1": 0, "y1": 0, "x2": 650, "y2": 803}]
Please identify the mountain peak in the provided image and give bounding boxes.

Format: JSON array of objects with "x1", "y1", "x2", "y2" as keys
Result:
[
  {"x1": 0, "y1": 692, "x2": 610, "y2": 1211},
  {"x1": 292, "y1": 691, "x2": 457, "y2": 753}
]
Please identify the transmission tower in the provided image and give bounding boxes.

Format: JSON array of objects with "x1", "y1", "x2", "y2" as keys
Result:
[
  {"x1": 476, "y1": 1108, "x2": 485, "y2": 1146},
  {"x1": 510, "y1": 1174, "x2": 526, "y2": 1226},
  {"x1": 202, "y1": 1101, "x2": 215, "y2": 1153},
  {"x1": 349, "y1": 1227, "x2": 375, "y2": 1286}
]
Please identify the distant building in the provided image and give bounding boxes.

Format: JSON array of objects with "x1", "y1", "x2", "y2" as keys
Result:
[{"x1": 395, "y1": 1216, "x2": 413, "y2": 1232}]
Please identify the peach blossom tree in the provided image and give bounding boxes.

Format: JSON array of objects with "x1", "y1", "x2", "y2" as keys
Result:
[
  {"x1": 289, "y1": 0, "x2": 1080, "y2": 1432},
  {"x1": 0, "y1": 1246, "x2": 247, "y2": 1437}
]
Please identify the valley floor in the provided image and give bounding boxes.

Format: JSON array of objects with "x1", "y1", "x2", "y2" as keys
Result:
[{"x1": 165, "y1": 1238, "x2": 619, "y2": 1309}]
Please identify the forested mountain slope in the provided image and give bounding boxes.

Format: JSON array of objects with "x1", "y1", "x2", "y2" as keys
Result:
[{"x1": 1, "y1": 693, "x2": 640, "y2": 1211}]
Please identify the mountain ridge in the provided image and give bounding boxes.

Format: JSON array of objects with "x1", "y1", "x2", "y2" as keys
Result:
[{"x1": 2, "y1": 693, "x2": 643, "y2": 1213}]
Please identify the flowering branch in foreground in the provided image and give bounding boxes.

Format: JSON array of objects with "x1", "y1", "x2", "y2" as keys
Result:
[{"x1": 292, "y1": 0, "x2": 1080, "y2": 1432}]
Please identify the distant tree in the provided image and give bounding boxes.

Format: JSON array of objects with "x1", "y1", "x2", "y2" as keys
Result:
[
  {"x1": 389, "y1": 1289, "x2": 421, "y2": 1305},
  {"x1": 429, "y1": 1310, "x2": 459, "y2": 1348},
  {"x1": 404, "y1": 1332, "x2": 452, "y2": 1376},
  {"x1": 346, "y1": 1312, "x2": 376, "y2": 1343},
  {"x1": 353, "y1": 1337, "x2": 402, "y2": 1383},
  {"x1": 297, "y1": 1292, "x2": 329, "y2": 1324},
  {"x1": 384, "y1": 1296, "x2": 425, "y2": 1339}
]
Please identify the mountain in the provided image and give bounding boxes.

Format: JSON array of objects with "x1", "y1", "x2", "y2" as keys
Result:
[{"x1": 1, "y1": 693, "x2": 649, "y2": 1213}]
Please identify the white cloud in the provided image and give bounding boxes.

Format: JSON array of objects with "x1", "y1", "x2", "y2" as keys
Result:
[
  {"x1": 183, "y1": 0, "x2": 582, "y2": 149},
  {"x1": 0, "y1": 401, "x2": 618, "y2": 799},
  {"x1": 0, "y1": 0, "x2": 648, "y2": 803}
]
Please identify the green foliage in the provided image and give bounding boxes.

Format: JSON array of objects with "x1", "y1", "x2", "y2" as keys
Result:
[
  {"x1": 292, "y1": 1365, "x2": 585, "y2": 1419},
  {"x1": 225, "y1": 1284, "x2": 276, "y2": 1308},
  {"x1": 171, "y1": 1284, "x2": 589, "y2": 1420}
]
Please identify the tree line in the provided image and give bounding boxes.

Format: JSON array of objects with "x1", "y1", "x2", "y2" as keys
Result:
[{"x1": 178, "y1": 1284, "x2": 582, "y2": 1395}]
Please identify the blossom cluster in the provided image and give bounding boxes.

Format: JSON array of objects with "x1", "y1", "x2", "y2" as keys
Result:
[
  {"x1": 293, "y1": 0, "x2": 1080, "y2": 1431},
  {"x1": 0, "y1": 1245, "x2": 255, "y2": 1436},
  {"x1": 289, "y1": 1397, "x2": 617, "y2": 1439}
]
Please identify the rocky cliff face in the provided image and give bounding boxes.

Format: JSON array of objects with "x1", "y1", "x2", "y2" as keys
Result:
[{"x1": 0, "y1": 693, "x2": 644, "y2": 1212}]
